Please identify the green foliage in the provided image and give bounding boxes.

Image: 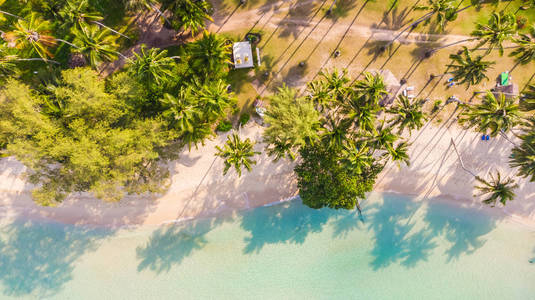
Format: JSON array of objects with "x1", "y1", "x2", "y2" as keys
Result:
[
  {"x1": 186, "y1": 31, "x2": 231, "y2": 80},
  {"x1": 215, "y1": 133, "x2": 260, "y2": 177},
  {"x1": 510, "y1": 25, "x2": 535, "y2": 65},
  {"x1": 475, "y1": 171, "x2": 518, "y2": 207},
  {"x1": 294, "y1": 141, "x2": 383, "y2": 211},
  {"x1": 239, "y1": 113, "x2": 250, "y2": 126},
  {"x1": 459, "y1": 92, "x2": 522, "y2": 136},
  {"x1": 414, "y1": 0, "x2": 458, "y2": 31},
  {"x1": 448, "y1": 46, "x2": 495, "y2": 88},
  {"x1": 163, "y1": 0, "x2": 213, "y2": 34},
  {"x1": 510, "y1": 118, "x2": 535, "y2": 181},
  {"x1": 0, "y1": 68, "x2": 174, "y2": 205},
  {"x1": 216, "y1": 120, "x2": 233, "y2": 132},
  {"x1": 127, "y1": 45, "x2": 176, "y2": 91},
  {"x1": 264, "y1": 85, "x2": 321, "y2": 161},
  {"x1": 388, "y1": 95, "x2": 428, "y2": 135},
  {"x1": 471, "y1": 12, "x2": 517, "y2": 56},
  {"x1": 71, "y1": 24, "x2": 120, "y2": 68},
  {"x1": 431, "y1": 99, "x2": 443, "y2": 113}
]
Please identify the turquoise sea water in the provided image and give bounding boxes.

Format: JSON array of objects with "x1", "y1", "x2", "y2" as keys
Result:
[{"x1": 0, "y1": 192, "x2": 534, "y2": 299}]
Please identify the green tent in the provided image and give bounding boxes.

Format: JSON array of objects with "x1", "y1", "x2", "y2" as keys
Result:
[{"x1": 500, "y1": 72, "x2": 509, "y2": 86}]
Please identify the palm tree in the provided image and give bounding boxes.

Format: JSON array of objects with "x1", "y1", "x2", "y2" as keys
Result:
[
  {"x1": 447, "y1": 46, "x2": 495, "y2": 88},
  {"x1": 387, "y1": 95, "x2": 428, "y2": 135},
  {"x1": 160, "y1": 88, "x2": 200, "y2": 133},
  {"x1": 510, "y1": 118, "x2": 535, "y2": 181},
  {"x1": 319, "y1": 68, "x2": 350, "y2": 102},
  {"x1": 197, "y1": 79, "x2": 236, "y2": 121},
  {"x1": 385, "y1": 141, "x2": 411, "y2": 167},
  {"x1": 345, "y1": 100, "x2": 378, "y2": 134},
  {"x1": 59, "y1": 0, "x2": 129, "y2": 39},
  {"x1": 188, "y1": 31, "x2": 231, "y2": 78},
  {"x1": 521, "y1": 84, "x2": 535, "y2": 111},
  {"x1": 510, "y1": 25, "x2": 535, "y2": 65},
  {"x1": 471, "y1": 12, "x2": 517, "y2": 56},
  {"x1": 215, "y1": 133, "x2": 260, "y2": 177},
  {"x1": 368, "y1": 121, "x2": 398, "y2": 154},
  {"x1": 321, "y1": 117, "x2": 352, "y2": 150},
  {"x1": 306, "y1": 79, "x2": 334, "y2": 111},
  {"x1": 475, "y1": 171, "x2": 518, "y2": 207},
  {"x1": 2, "y1": 13, "x2": 57, "y2": 59},
  {"x1": 164, "y1": 0, "x2": 213, "y2": 35},
  {"x1": 71, "y1": 24, "x2": 121, "y2": 68},
  {"x1": 352, "y1": 72, "x2": 388, "y2": 106},
  {"x1": 340, "y1": 141, "x2": 372, "y2": 174},
  {"x1": 123, "y1": 0, "x2": 171, "y2": 25},
  {"x1": 459, "y1": 92, "x2": 522, "y2": 137},
  {"x1": 414, "y1": 0, "x2": 458, "y2": 32},
  {"x1": 128, "y1": 45, "x2": 176, "y2": 88}
]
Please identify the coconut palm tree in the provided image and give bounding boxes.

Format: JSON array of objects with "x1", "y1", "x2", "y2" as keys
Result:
[
  {"x1": 71, "y1": 24, "x2": 121, "y2": 68},
  {"x1": 368, "y1": 121, "x2": 398, "y2": 154},
  {"x1": 2, "y1": 12, "x2": 57, "y2": 59},
  {"x1": 385, "y1": 141, "x2": 411, "y2": 167},
  {"x1": 319, "y1": 68, "x2": 350, "y2": 102},
  {"x1": 306, "y1": 79, "x2": 334, "y2": 111},
  {"x1": 387, "y1": 95, "x2": 428, "y2": 135},
  {"x1": 123, "y1": 0, "x2": 171, "y2": 25},
  {"x1": 509, "y1": 117, "x2": 535, "y2": 181},
  {"x1": 128, "y1": 45, "x2": 176, "y2": 88},
  {"x1": 164, "y1": 0, "x2": 213, "y2": 35},
  {"x1": 447, "y1": 46, "x2": 495, "y2": 88},
  {"x1": 188, "y1": 31, "x2": 231, "y2": 78},
  {"x1": 352, "y1": 72, "x2": 388, "y2": 106},
  {"x1": 414, "y1": 0, "x2": 458, "y2": 32},
  {"x1": 475, "y1": 171, "x2": 518, "y2": 207},
  {"x1": 459, "y1": 92, "x2": 522, "y2": 137},
  {"x1": 215, "y1": 133, "x2": 260, "y2": 177},
  {"x1": 510, "y1": 25, "x2": 535, "y2": 65},
  {"x1": 181, "y1": 122, "x2": 213, "y2": 150},
  {"x1": 197, "y1": 79, "x2": 236, "y2": 121},
  {"x1": 321, "y1": 117, "x2": 352, "y2": 150},
  {"x1": 160, "y1": 88, "x2": 200, "y2": 133},
  {"x1": 59, "y1": 0, "x2": 129, "y2": 39},
  {"x1": 345, "y1": 100, "x2": 379, "y2": 134},
  {"x1": 340, "y1": 141, "x2": 372, "y2": 174},
  {"x1": 521, "y1": 84, "x2": 535, "y2": 111},
  {"x1": 471, "y1": 12, "x2": 517, "y2": 56}
]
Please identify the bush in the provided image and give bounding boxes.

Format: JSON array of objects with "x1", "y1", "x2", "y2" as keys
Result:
[
  {"x1": 239, "y1": 113, "x2": 250, "y2": 126},
  {"x1": 431, "y1": 100, "x2": 442, "y2": 114},
  {"x1": 216, "y1": 120, "x2": 233, "y2": 132}
]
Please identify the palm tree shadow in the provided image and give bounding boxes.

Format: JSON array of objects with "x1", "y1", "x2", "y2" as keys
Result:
[
  {"x1": 423, "y1": 199, "x2": 497, "y2": 262},
  {"x1": 277, "y1": 1, "x2": 316, "y2": 39},
  {"x1": 366, "y1": 194, "x2": 437, "y2": 270},
  {"x1": 0, "y1": 219, "x2": 113, "y2": 298},
  {"x1": 136, "y1": 215, "x2": 232, "y2": 274},
  {"x1": 240, "y1": 199, "x2": 335, "y2": 254}
]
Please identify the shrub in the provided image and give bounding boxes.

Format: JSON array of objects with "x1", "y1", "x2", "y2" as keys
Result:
[
  {"x1": 216, "y1": 120, "x2": 233, "y2": 132},
  {"x1": 239, "y1": 113, "x2": 250, "y2": 126},
  {"x1": 431, "y1": 100, "x2": 442, "y2": 114}
]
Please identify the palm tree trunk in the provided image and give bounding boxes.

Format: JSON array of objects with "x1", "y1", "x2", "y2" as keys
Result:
[
  {"x1": 150, "y1": 4, "x2": 172, "y2": 27},
  {"x1": 55, "y1": 38, "x2": 79, "y2": 49},
  {"x1": 90, "y1": 21, "x2": 130, "y2": 39},
  {"x1": 502, "y1": 0, "x2": 513, "y2": 11},
  {"x1": 450, "y1": 138, "x2": 478, "y2": 178},
  {"x1": 0, "y1": 10, "x2": 24, "y2": 20},
  {"x1": 8, "y1": 58, "x2": 61, "y2": 64}
]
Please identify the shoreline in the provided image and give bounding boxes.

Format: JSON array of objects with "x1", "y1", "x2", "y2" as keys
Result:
[{"x1": 1, "y1": 122, "x2": 534, "y2": 229}]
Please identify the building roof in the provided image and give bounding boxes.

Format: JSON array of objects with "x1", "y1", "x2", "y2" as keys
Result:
[{"x1": 233, "y1": 42, "x2": 254, "y2": 69}]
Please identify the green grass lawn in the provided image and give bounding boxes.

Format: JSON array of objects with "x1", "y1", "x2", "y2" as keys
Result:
[{"x1": 215, "y1": 0, "x2": 535, "y2": 107}]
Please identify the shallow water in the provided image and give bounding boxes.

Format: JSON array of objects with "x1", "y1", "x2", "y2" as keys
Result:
[{"x1": 0, "y1": 193, "x2": 534, "y2": 299}]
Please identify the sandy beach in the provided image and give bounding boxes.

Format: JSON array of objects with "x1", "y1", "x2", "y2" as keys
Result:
[{"x1": 1, "y1": 113, "x2": 534, "y2": 228}]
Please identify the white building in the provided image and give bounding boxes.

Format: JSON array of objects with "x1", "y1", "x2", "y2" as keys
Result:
[{"x1": 233, "y1": 42, "x2": 254, "y2": 69}]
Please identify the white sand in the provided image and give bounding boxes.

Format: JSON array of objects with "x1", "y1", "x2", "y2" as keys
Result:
[{"x1": 1, "y1": 118, "x2": 534, "y2": 227}]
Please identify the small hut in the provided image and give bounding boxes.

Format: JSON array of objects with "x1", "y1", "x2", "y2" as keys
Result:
[
  {"x1": 491, "y1": 72, "x2": 519, "y2": 99},
  {"x1": 372, "y1": 69, "x2": 402, "y2": 106},
  {"x1": 233, "y1": 42, "x2": 254, "y2": 69}
]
